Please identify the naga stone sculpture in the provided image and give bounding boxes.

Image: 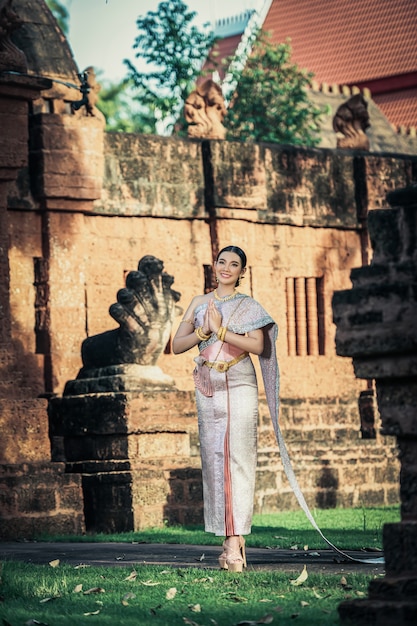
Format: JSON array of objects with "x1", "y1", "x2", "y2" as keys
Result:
[
  {"x1": 184, "y1": 79, "x2": 227, "y2": 140},
  {"x1": 333, "y1": 93, "x2": 370, "y2": 150},
  {"x1": 65, "y1": 255, "x2": 181, "y2": 394}
]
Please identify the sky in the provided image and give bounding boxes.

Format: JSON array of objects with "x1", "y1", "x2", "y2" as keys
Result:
[{"x1": 67, "y1": 0, "x2": 259, "y2": 83}]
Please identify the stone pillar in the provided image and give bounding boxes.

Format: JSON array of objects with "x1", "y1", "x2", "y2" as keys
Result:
[
  {"x1": 0, "y1": 71, "x2": 85, "y2": 538},
  {"x1": 332, "y1": 184, "x2": 417, "y2": 625}
]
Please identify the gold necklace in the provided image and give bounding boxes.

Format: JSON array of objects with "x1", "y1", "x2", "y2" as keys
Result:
[{"x1": 213, "y1": 288, "x2": 238, "y2": 302}]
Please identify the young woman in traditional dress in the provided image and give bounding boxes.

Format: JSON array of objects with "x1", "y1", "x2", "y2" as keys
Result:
[{"x1": 173, "y1": 245, "x2": 279, "y2": 572}]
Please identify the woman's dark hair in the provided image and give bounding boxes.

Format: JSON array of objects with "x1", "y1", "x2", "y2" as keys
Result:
[
  {"x1": 216, "y1": 246, "x2": 247, "y2": 286},
  {"x1": 216, "y1": 245, "x2": 247, "y2": 269}
]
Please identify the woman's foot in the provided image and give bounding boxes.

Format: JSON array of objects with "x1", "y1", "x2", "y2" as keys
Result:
[
  {"x1": 219, "y1": 536, "x2": 246, "y2": 572},
  {"x1": 218, "y1": 541, "x2": 228, "y2": 570}
]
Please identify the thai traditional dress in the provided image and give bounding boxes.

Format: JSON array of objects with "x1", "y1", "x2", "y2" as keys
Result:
[
  {"x1": 192, "y1": 293, "x2": 384, "y2": 564},
  {"x1": 193, "y1": 293, "x2": 278, "y2": 537}
]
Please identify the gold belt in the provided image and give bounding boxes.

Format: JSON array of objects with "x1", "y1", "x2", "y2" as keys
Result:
[{"x1": 203, "y1": 352, "x2": 249, "y2": 373}]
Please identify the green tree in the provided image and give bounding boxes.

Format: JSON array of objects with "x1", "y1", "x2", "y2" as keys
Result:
[
  {"x1": 45, "y1": 0, "x2": 70, "y2": 35},
  {"x1": 124, "y1": 0, "x2": 216, "y2": 134},
  {"x1": 96, "y1": 78, "x2": 157, "y2": 134},
  {"x1": 225, "y1": 32, "x2": 324, "y2": 146}
]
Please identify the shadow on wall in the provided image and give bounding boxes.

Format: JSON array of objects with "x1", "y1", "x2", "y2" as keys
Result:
[
  {"x1": 316, "y1": 460, "x2": 339, "y2": 508},
  {"x1": 163, "y1": 467, "x2": 204, "y2": 527}
]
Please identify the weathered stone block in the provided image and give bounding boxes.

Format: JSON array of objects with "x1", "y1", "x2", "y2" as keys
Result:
[
  {"x1": 97, "y1": 133, "x2": 205, "y2": 217},
  {"x1": 0, "y1": 462, "x2": 84, "y2": 539}
]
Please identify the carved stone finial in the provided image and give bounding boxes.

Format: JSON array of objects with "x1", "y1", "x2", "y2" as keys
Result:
[
  {"x1": 71, "y1": 66, "x2": 102, "y2": 117},
  {"x1": 184, "y1": 79, "x2": 227, "y2": 139},
  {"x1": 0, "y1": 0, "x2": 27, "y2": 72},
  {"x1": 333, "y1": 93, "x2": 370, "y2": 150},
  {"x1": 65, "y1": 256, "x2": 181, "y2": 394}
]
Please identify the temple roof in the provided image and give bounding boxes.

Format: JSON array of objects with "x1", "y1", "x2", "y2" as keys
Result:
[
  {"x1": 262, "y1": 0, "x2": 417, "y2": 85},
  {"x1": 213, "y1": 0, "x2": 417, "y2": 129}
]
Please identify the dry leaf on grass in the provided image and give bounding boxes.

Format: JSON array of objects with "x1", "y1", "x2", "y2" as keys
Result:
[
  {"x1": 166, "y1": 587, "x2": 177, "y2": 600},
  {"x1": 73, "y1": 584, "x2": 83, "y2": 593},
  {"x1": 340, "y1": 576, "x2": 352, "y2": 590},
  {"x1": 83, "y1": 587, "x2": 105, "y2": 595},
  {"x1": 194, "y1": 576, "x2": 214, "y2": 583},
  {"x1": 25, "y1": 621, "x2": 49, "y2": 626},
  {"x1": 188, "y1": 603, "x2": 201, "y2": 612},
  {"x1": 121, "y1": 592, "x2": 136, "y2": 606},
  {"x1": 140, "y1": 579, "x2": 160, "y2": 586},
  {"x1": 39, "y1": 595, "x2": 61, "y2": 603},
  {"x1": 236, "y1": 613, "x2": 274, "y2": 625},
  {"x1": 300, "y1": 600, "x2": 309, "y2": 607},
  {"x1": 83, "y1": 610, "x2": 100, "y2": 616},
  {"x1": 225, "y1": 593, "x2": 248, "y2": 603},
  {"x1": 290, "y1": 565, "x2": 308, "y2": 586},
  {"x1": 124, "y1": 571, "x2": 137, "y2": 581},
  {"x1": 48, "y1": 559, "x2": 60, "y2": 568}
]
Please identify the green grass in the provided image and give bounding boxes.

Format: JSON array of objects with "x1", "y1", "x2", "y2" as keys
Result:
[
  {"x1": 38, "y1": 506, "x2": 400, "y2": 551},
  {"x1": 0, "y1": 561, "x2": 375, "y2": 625},
  {"x1": 1, "y1": 507, "x2": 399, "y2": 625}
]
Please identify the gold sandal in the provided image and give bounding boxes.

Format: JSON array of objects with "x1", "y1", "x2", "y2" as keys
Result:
[{"x1": 219, "y1": 536, "x2": 246, "y2": 572}]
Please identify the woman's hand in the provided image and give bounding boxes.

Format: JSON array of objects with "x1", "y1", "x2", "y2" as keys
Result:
[
  {"x1": 202, "y1": 305, "x2": 211, "y2": 336},
  {"x1": 207, "y1": 299, "x2": 222, "y2": 334}
]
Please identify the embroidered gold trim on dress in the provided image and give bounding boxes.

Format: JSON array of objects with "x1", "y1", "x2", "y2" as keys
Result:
[{"x1": 203, "y1": 352, "x2": 249, "y2": 372}]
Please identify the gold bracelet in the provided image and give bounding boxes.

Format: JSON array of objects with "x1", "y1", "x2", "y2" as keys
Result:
[
  {"x1": 195, "y1": 326, "x2": 211, "y2": 341},
  {"x1": 217, "y1": 326, "x2": 228, "y2": 342}
]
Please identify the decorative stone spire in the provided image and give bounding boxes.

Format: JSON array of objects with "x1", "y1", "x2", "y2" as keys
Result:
[{"x1": 0, "y1": 0, "x2": 27, "y2": 72}]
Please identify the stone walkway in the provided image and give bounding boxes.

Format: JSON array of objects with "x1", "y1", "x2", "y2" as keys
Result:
[{"x1": 0, "y1": 542, "x2": 384, "y2": 575}]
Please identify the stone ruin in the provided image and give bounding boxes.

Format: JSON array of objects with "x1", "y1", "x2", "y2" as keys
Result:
[
  {"x1": 333, "y1": 184, "x2": 417, "y2": 625},
  {"x1": 49, "y1": 256, "x2": 204, "y2": 532}
]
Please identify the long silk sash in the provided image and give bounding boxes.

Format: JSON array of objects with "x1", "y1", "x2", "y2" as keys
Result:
[{"x1": 259, "y1": 323, "x2": 384, "y2": 565}]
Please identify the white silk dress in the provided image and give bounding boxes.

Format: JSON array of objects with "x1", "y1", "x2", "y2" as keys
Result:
[{"x1": 193, "y1": 294, "x2": 278, "y2": 537}]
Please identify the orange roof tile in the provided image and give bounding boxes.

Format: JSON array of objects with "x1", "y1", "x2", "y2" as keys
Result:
[
  {"x1": 207, "y1": 34, "x2": 243, "y2": 80},
  {"x1": 374, "y1": 89, "x2": 417, "y2": 129},
  {"x1": 262, "y1": 0, "x2": 417, "y2": 85}
]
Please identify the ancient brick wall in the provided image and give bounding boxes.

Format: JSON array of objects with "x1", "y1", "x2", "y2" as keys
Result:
[{"x1": 6, "y1": 127, "x2": 417, "y2": 528}]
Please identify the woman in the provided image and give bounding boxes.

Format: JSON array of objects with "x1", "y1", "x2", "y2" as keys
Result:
[{"x1": 173, "y1": 245, "x2": 279, "y2": 572}]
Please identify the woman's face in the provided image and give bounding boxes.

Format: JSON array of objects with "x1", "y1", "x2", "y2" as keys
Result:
[{"x1": 215, "y1": 251, "x2": 245, "y2": 286}]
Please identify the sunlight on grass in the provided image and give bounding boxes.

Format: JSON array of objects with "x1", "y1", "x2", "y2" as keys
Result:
[{"x1": 36, "y1": 506, "x2": 400, "y2": 551}]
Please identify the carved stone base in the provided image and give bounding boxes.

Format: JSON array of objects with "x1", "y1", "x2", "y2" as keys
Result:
[
  {"x1": 49, "y1": 389, "x2": 203, "y2": 532},
  {"x1": 64, "y1": 363, "x2": 175, "y2": 395}
]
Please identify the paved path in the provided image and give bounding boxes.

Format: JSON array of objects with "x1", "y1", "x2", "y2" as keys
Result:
[{"x1": 0, "y1": 542, "x2": 384, "y2": 575}]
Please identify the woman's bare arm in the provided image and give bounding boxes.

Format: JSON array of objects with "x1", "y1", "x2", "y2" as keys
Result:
[{"x1": 172, "y1": 296, "x2": 207, "y2": 354}]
